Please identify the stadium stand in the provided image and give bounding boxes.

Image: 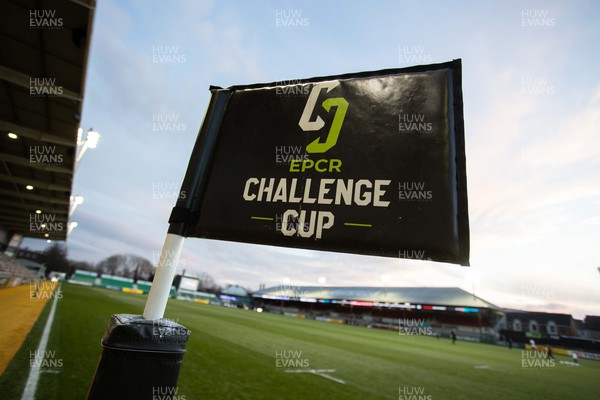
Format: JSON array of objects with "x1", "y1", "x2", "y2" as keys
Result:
[
  {"x1": 68, "y1": 269, "x2": 97, "y2": 286},
  {"x1": 583, "y1": 316, "x2": 600, "y2": 340},
  {"x1": 16, "y1": 258, "x2": 45, "y2": 279},
  {"x1": 100, "y1": 274, "x2": 134, "y2": 291},
  {"x1": 220, "y1": 285, "x2": 252, "y2": 308},
  {"x1": 67, "y1": 270, "x2": 179, "y2": 298},
  {"x1": 177, "y1": 289, "x2": 220, "y2": 305},
  {"x1": 136, "y1": 280, "x2": 153, "y2": 294},
  {"x1": 0, "y1": 253, "x2": 37, "y2": 288},
  {"x1": 0, "y1": 0, "x2": 94, "y2": 244},
  {"x1": 253, "y1": 286, "x2": 503, "y2": 342}
]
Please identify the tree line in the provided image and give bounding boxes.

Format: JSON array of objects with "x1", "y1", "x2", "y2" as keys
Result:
[{"x1": 24, "y1": 243, "x2": 221, "y2": 292}]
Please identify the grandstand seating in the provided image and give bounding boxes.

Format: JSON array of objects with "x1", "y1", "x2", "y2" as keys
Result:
[
  {"x1": 177, "y1": 289, "x2": 220, "y2": 305},
  {"x1": 135, "y1": 281, "x2": 177, "y2": 298},
  {"x1": 256, "y1": 296, "x2": 499, "y2": 341},
  {"x1": 67, "y1": 270, "x2": 178, "y2": 298},
  {"x1": 0, "y1": 253, "x2": 37, "y2": 287},
  {"x1": 68, "y1": 270, "x2": 98, "y2": 286},
  {"x1": 136, "y1": 280, "x2": 153, "y2": 293},
  {"x1": 100, "y1": 274, "x2": 134, "y2": 290}
]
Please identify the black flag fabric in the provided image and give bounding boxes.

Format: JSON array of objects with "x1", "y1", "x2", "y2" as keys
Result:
[{"x1": 169, "y1": 60, "x2": 469, "y2": 266}]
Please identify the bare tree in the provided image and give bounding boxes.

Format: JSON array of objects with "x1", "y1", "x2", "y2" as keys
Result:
[
  {"x1": 96, "y1": 255, "x2": 122, "y2": 276},
  {"x1": 96, "y1": 254, "x2": 154, "y2": 281},
  {"x1": 43, "y1": 243, "x2": 69, "y2": 273},
  {"x1": 198, "y1": 271, "x2": 221, "y2": 292},
  {"x1": 127, "y1": 254, "x2": 154, "y2": 282}
]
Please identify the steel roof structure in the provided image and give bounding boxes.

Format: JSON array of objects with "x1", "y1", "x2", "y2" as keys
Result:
[
  {"x1": 0, "y1": 0, "x2": 95, "y2": 241},
  {"x1": 253, "y1": 286, "x2": 500, "y2": 310}
]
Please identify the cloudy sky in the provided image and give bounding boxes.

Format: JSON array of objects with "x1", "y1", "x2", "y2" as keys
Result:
[{"x1": 23, "y1": 0, "x2": 600, "y2": 319}]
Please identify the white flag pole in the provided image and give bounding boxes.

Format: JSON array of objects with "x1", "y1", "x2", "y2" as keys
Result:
[
  {"x1": 143, "y1": 233, "x2": 185, "y2": 319},
  {"x1": 142, "y1": 90, "x2": 231, "y2": 320}
]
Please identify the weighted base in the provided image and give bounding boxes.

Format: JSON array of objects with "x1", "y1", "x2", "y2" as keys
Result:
[{"x1": 87, "y1": 314, "x2": 191, "y2": 400}]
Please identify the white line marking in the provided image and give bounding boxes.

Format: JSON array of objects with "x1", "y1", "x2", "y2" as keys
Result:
[
  {"x1": 559, "y1": 361, "x2": 580, "y2": 366},
  {"x1": 473, "y1": 364, "x2": 513, "y2": 374},
  {"x1": 21, "y1": 286, "x2": 61, "y2": 400},
  {"x1": 284, "y1": 369, "x2": 346, "y2": 384}
]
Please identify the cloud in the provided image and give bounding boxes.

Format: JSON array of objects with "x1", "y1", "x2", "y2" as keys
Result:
[
  {"x1": 583, "y1": 216, "x2": 600, "y2": 225},
  {"x1": 541, "y1": 87, "x2": 600, "y2": 167},
  {"x1": 18, "y1": 1, "x2": 600, "y2": 322}
]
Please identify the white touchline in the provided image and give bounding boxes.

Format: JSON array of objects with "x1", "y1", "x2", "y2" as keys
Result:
[
  {"x1": 284, "y1": 369, "x2": 346, "y2": 385},
  {"x1": 21, "y1": 285, "x2": 61, "y2": 400}
]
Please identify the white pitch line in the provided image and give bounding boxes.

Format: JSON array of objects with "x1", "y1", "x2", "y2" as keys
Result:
[
  {"x1": 314, "y1": 372, "x2": 346, "y2": 385},
  {"x1": 559, "y1": 361, "x2": 580, "y2": 367},
  {"x1": 21, "y1": 286, "x2": 61, "y2": 400},
  {"x1": 284, "y1": 369, "x2": 346, "y2": 384},
  {"x1": 473, "y1": 364, "x2": 513, "y2": 374}
]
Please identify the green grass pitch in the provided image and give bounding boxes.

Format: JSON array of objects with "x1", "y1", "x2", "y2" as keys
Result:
[{"x1": 0, "y1": 283, "x2": 598, "y2": 399}]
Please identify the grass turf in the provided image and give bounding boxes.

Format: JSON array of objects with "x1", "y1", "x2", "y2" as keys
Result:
[{"x1": 0, "y1": 283, "x2": 597, "y2": 399}]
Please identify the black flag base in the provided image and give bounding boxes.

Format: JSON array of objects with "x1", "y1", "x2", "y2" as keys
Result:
[{"x1": 87, "y1": 314, "x2": 191, "y2": 400}]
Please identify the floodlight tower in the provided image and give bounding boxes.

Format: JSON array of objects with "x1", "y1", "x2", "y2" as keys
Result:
[
  {"x1": 69, "y1": 195, "x2": 84, "y2": 217},
  {"x1": 67, "y1": 221, "x2": 78, "y2": 237},
  {"x1": 75, "y1": 128, "x2": 100, "y2": 169},
  {"x1": 66, "y1": 128, "x2": 99, "y2": 242}
]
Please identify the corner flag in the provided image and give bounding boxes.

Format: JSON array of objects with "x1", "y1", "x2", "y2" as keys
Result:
[{"x1": 168, "y1": 60, "x2": 469, "y2": 266}]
